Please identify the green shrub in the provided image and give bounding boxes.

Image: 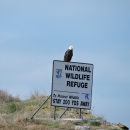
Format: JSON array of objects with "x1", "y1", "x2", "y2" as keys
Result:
[
  {"x1": 6, "y1": 101, "x2": 24, "y2": 113},
  {"x1": 90, "y1": 121, "x2": 101, "y2": 126},
  {"x1": 6, "y1": 102, "x2": 17, "y2": 113}
]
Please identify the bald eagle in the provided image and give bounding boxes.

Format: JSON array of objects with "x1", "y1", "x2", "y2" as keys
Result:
[{"x1": 64, "y1": 46, "x2": 73, "y2": 62}]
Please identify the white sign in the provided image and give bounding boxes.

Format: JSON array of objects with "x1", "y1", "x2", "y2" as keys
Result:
[{"x1": 51, "y1": 60, "x2": 94, "y2": 109}]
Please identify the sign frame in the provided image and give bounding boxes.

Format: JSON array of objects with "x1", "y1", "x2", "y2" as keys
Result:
[{"x1": 51, "y1": 60, "x2": 94, "y2": 109}]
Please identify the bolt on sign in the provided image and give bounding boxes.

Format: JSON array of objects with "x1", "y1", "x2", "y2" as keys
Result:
[{"x1": 51, "y1": 60, "x2": 94, "y2": 109}]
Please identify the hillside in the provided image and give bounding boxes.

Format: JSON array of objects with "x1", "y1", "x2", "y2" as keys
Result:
[{"x1": 0, "y1": 89, "x2": 122, "y2": 130}]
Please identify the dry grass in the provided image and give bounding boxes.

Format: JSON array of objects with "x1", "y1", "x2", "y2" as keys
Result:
[
  {"x1": 0, "y1": 89, "x2": 20, "y2": 103},
  {"x1": 0, "y1": 90, "x2": 122, "y2": 130},
  {"x1": 30, "y1": 90, "x2": 47, "y2": 100}
]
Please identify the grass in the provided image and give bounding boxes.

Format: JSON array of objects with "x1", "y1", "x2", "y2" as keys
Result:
[
  {"x1": 0, "y1": 89, "x2": 20, "y2": 103},
  {"x1": 48, "y1": 121, "x2": 60, "y2": 128},
  {"x1": 0, "y1": 89, "x2": 121, "y2": 130}
]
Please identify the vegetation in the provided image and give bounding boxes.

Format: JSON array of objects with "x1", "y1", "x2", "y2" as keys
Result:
[
  {"x1": 90, "y1": 121, "x2": 101, "y2": 126},
  {"x1": 0, "y1": 89, "x2": 122, "y2": 130},
  {"x1": 0, "y1": 89, "x2": 20, "y2": 103},
  {"x1": 48, "y1": 121, "x2": 60, "y2": 128}
]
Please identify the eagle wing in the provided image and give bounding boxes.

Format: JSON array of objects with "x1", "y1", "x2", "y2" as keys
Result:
[{"x1": 64, "y1": 49, "x2": 73, "y2": 62}]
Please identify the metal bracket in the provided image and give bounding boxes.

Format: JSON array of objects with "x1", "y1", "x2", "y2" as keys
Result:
[
  {"x1": 29, "y1": 95, "x2": 105, "y2": 124},
  {"x1": 29, "y1": 94, "x2": 83, "y2": 120},
  {"x1": 30, "y1": 95, "x2": 51, "y2": 119}
]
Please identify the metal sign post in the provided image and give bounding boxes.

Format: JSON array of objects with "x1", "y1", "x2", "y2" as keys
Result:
[{"x1": 29, "y1": 96, "x2": 103, "y2": 124}]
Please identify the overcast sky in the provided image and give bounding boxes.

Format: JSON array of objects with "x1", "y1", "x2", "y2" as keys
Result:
[{"x1": 0, "y1": 0, "x2": 130, "y2": 127}]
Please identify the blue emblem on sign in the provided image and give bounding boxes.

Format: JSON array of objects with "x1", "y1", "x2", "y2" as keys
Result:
[
  {"x1": 56, "y1": 69, "x2": 62, "y2": 78},
  {"x1": 82, "y1": 93, "x2": 89, "y2": 100}
]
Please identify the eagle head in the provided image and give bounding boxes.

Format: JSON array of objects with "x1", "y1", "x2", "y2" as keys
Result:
[{"x1": 69, "y1": 46, "x2": 74, "y2": 50}]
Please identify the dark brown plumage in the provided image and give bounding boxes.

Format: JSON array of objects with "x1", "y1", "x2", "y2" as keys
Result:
[{"x1": 64, "y1": 46, "x2": 73, "y2": 62}]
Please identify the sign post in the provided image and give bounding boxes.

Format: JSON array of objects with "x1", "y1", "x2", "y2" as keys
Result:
[
  {"x1": 29, "y1": 60, "x2": 96, "y2": 122},
  {"x1": 51, "y1": 60, "x2": 94, "y2": 109}
]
